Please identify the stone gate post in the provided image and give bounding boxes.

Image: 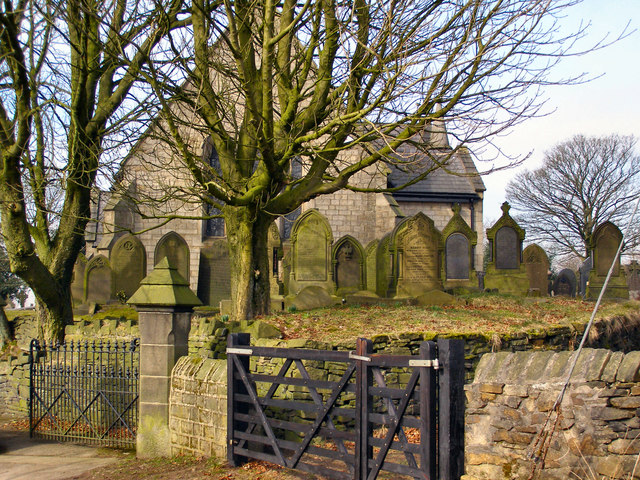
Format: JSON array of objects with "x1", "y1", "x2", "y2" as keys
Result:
[{"x1": 128, "y1": 257, "x2": 202, "y2": 458}]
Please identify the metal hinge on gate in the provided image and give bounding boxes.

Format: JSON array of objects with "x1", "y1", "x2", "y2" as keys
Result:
[
  {"x1": 409, "y1": 359, "x2": 440, "y2": 369},
  {"x1": 226, "y1": 348, "x2": 253, "y2": 355},
  {"x1": 348, "y1": 352, "x2": 371, "y2": 362}
]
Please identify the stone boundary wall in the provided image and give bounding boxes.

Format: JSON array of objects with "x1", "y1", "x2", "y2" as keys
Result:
[
  {"x1": 0, "y1": 351, "x2": 30, "y2": 416},
  {"x1": 465, "y1": 349, "x2": 640, "y2": 480},
  {"x1": 169, "y1": 356, "x2": 227, "y2": 458}
]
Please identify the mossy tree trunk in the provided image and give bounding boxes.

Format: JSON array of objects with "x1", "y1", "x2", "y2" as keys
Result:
[{"x1": 225, "y1": 207, "x2": 274, "y2": 320}]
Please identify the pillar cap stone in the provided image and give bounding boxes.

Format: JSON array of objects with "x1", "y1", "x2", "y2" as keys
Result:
[{"x1": 127, "y1": 257, "x2": 202, "y2": 308}]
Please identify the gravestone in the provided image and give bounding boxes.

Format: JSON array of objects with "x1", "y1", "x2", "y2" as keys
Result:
[
  {"x1": 495, "y1": 227, "x2": 519, "y2": 269},
  {"x1": 626, "y1": 261, "x2": 640, "y2": 301},
  {"x1": 484, "y1": 202, "x2": 528, "y2": 295},
  {"x1": 155, "y1": 232, "x2": 190, "y2": 282},
  {"x1": 365, "y1": 240, "x2": 379, "y2": 293},
  {"x1": 390, "y1": 212, "x2": 443, "y2": 297},
  {"x1": 333, "y1": 236, "x2": 365, "y2": 294},
  {"x1": 441, "y1": 203, "x2": 477, "y2": 290},
  {"x1": 281, "y1": 243, "x2": 292, "y2": 296},
  {"x1": 85, "y1": 255, "x2": 112, "y2": 304},
  {"x1": 553, "y1": 269, "x2": 577, "y2": 297},
  {"x1": 197, "y1": 238, "x2": 231, "y2": 307},
  {"x1": 376, "y1": 234, "x2": 393, "y2": 297},
  {"x1": 111, "y1": 235, "x2": 147, "y2": 300},
  {"x1": 523, "y1": 244, "x2": 550, "y2": 296},
  {"x1": 578, "y1": 256, "x2": 593, "y2": 299},
  {"x1": 71, "y1": 254, "x2": 88, "y2": 308},
  {"x1": 288, "y1": 209, "x2": 334, "y2": 295},
  {"x1": 268, "y1": 223, "x2": 283, "y2": 297},
  {"x1": 587, "y1": 221, "x2": 628, "y2": 299}
]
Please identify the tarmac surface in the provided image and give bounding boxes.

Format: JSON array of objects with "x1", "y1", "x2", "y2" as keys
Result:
[{"x1": 0, "y1": 427, "x2": 123, "y2": 480}]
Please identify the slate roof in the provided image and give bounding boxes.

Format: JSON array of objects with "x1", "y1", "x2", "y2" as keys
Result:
[{"x1": 385, "y1": 123, "x2": 485, "y2": 202}]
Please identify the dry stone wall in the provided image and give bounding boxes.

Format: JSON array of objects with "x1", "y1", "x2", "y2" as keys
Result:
[{"x1": 465, "y1": 349, "x2": 640, "y2": 480}]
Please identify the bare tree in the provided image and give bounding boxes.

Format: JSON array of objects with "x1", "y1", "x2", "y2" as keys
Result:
[
  {"x1": 120, "y1": 0, "x2": 605, "y2": 321},
  {"x1": 0, "y1": 0, "x2": 187, "y2": 342},
  {"x1": 506, "y1": 134, "x2": 640, "y2": 260}
]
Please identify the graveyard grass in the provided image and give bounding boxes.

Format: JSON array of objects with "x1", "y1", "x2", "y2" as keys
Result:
[{"x1": 264, "y1": 294, "x2": 640, "y2": 343}]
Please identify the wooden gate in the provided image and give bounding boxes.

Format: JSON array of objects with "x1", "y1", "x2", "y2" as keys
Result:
[{"x1": 227, "y1": 334, "x2": 465, "y2": 480}]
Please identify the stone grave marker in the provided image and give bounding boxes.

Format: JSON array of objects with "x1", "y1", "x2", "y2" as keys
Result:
[
  {"x1": 626, "y1": 260, "x2": 640, "y2": 300},
  {"x1": 445, "y1": 233, "x2": 470, "y2": 280},
  {"x1": 365, "y1": 240, "x2": 379, "y2": 293},
  {"x1": 288, "y1": 209, "x2": 334, "y2": 295},
  {"x1": 71, "y1": 254, "x2": 88, "y2": 307},
  {"x1": 376, "y1": 234, "x2": 393, "y2": 297},
  {"x1": 553, "y1": 269, "x2": 576, "y2": 297},
  {"x1": 155, "y1": 232, "x2": 190, "y2": 282},
  {"x1": 111, "y1": 234, "x2": 147, "y2": 300},
  {"x1": 197, "y1": 238, "x2": 231, "y2": 307},
  {"x1": 578, "y1": 255, "x2": 593, "y2": 298},
  {"x1": 484, "y1": 202, "x2": 528, "y2": 295},
  {"x1": 441, "y1": 204, "x2": 478, "y2": 290},
  {"x1": 391, "y1": 212, "x2": 442, "y2": 297},
  {"x1": 268, "y1": 223, "x2": 282, "y2": 297},
  {"x1": 523, "y1": 244, "x2": 550, "y2": 296},
  {"x1": 85, "y1": 255, "x2": 112, "y2": 304},
  {"x1": 333, "y1": 236, "x2": 365, "y2": 294},
  {"x1": 588, "y1": 221, "x2": 628, "y2": 299}
]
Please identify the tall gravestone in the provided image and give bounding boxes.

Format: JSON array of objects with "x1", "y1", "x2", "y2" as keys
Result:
[
  {"x1": 587, "y1": 221, "x2": 628, "y2": 299},
  {"x1": 196, "y1": 238, "x2": 231, "y2": 307},
  {"x1": 333, "y1": 236, "x2": 365, "y2": 295},
  {"x1": 288, "y1": 209, "x2": 334, "y2": 295},
  {"x1": 625, "y1": 260, "x2": 640, "y2": 301},
  {"x1": 553, "y1": 269, "x2": 577, "y2": 297},
  {"x1": 376, "y1": 234, "x2": 393, "y2": 298},
  {"x1": 365, "y1": 240, "x2": 379, "y2": 293},
  {"x1": 484, "y1": 202, "x2": 529, "y2": 295},
  {"x1": 71, "y1": 254, "x2": 88, "y2": 308},
  {"x1": 85, "y1": 255, "x2": 112, "y2": 304},
  {"x1": 390, "y1": 212, "x2": 443, "y2": 298},
  {"x1": 523, "y1": 244, "x2": 550, "y2": 296},
  {"x1": 111, "y1": 235, "x2": 147, "y2": 300},
  {"x1": 441, "y1": 204, "x2": 478, "y2": 290},
  {"x1": 155, "y1": 232, "x2": 190, "y2": 282},
  {"x1": 579, "y1": 256, "x2": 593, "y2": 299},
  {"x1": 268, "y1": 223, "x2": 283, "y2": 298}
]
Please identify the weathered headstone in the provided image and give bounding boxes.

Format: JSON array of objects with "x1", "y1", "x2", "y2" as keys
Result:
[
  {"x1": 196, "y1": 238, "x2": 231, "y2": 307},
  {"x1": 578, "y1": 256, "x2": 593, "y2": 298},
  {"x1": 71, "y1": 254, "x2": 88, "y2": 308},
  {"x1": 523, "y1": 244, "x2": 550, "y2": 296},
  {"x1": 588, "y1": 221, "x2": 628, "y2": 299},
  {"x1": 553, "y1": 269, "x2": 577, "y2": 297},
  {"x1": 484, "y1": 202, "x2": 528, "y2": 295},
  {"x1": 85, "y1": 255, "x2": 112, "y2": 304},
  {"x1": 445, "y1": 234, "x2": 470, "y2": 280},
  {"x1": 268, "y1": 223, "x2": 283, "y2": 297},
  {"x1": 626, "y1": 260, "x2": 640, "y2": 301},
  {"x1": 111, "y1": 234, "x2": 147, "y2": 300},
  {"x1": 390, "y1": 212, "x2": 443, "y2": 297},
  {"x1": 288, "y1": 209, "x2": 334, "y2": 295},
  {"x1": 365, "y1": 240, "x2": 379, "y2": 293},
  {"x1": 333, "y1": 236, "x2": 365, "y2": 294},
  {"x1": 155, "y1": 232, "x2": 190, "y2": 282},
  {"x1": 376, "y1": 234, "x2": 393, "y2": 297}
]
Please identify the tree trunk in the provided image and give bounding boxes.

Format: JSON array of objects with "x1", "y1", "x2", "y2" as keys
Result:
[
  {"x1": 0, "y1": 301, "x2": 11, "y2": 349},
  {"x1": 225, "y1": 207, "x2": 274, "y2": 321},
  {"x1": 34, "y1": 284, "x2": 73, "y2": 344}
]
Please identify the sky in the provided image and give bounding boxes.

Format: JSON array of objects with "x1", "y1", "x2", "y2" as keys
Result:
[{"x1": 481, "y1": 0, "x2": 640, "y2": 225}]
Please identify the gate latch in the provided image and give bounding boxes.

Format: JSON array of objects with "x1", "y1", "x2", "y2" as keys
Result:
[
  {"x1": 226, "y1": 348, "x2": 253, "y2": 355},
  {"x1": 349, "y1": 352, "x2": 371, "y2": 362},
  {"x1": 409, "y1": 359, "x2": 440, "y2": 369}
]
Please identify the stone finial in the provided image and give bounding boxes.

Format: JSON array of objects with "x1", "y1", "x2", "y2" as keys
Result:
[
  {"x1": 451, "y1": 203, "x2": 462, "y2": 216},
  {"x1": 501, "y1": 201, "x2": 511, "y2": 216},
  {"x1": 127, "y1": 257, "x2": 202, "y2": 308}
]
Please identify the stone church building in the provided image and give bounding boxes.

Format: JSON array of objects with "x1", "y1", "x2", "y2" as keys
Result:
[{"x1": 75, "y1": 117, "x2": 486, "y2": 309}]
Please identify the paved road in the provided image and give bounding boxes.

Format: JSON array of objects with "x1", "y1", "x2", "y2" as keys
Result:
[{"x1": 0, "y1": 429, "x2": 123, "y2": 480}]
